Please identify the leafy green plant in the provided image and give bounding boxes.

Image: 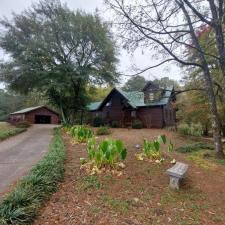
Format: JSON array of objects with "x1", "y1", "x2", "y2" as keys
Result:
[
  {"x1": 87, "y1": 138, "x2": 127, "y2": 168},
  {"x1": 137, "y1": 135, "x2": 173, "y2": 160},
  {"x1": 132, "y1": 119, "x2": 143, "y2": 129},
  {"x1": 0, "y1": 128, "x2": 65, "y2": 225},
  {"x1": 178, "y1": 123, "x2": 204, "y2": 137},
  {"x1": 96, "y1": 126, "x2": 111, "y2": 135},
  {"x1": 70, "y1": 125, "x2": 93, "y2": 143},
  {"x1": 176, "y1": 142, "x2": 214, "y2": 153}
]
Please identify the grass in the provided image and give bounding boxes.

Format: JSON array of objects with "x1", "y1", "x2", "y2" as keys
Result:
[
  {"x1": 0, "y1": 128, "x2": 65, "y2": 225},
  {"x1": 75, "y1": 175, "x2": 102, "y2": 192},
  {"x1": 101, "y1": 195, "x2": 131, "y2": 214},
  {"x1": 0, "y1": 122, "x2": 26, "y2": 141},
  {"x1": 176, "y1": 142, "x2": 214, "y2": 153}
]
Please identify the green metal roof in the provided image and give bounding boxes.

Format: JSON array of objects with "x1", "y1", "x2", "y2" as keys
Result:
[
  {"x1": 87, "y1": 87, "x2": 173, "y2": 111},
  {"x1": 10, "y1": 105, "x2": 59, "y2": 115},
  {"x1": 87, "y1": 101, "x2": 102, "y2": 111}
]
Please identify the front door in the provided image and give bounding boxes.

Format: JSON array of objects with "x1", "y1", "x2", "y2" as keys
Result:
[{"x1": 123, "y1": 110, "x2": 132, "y2": 127}]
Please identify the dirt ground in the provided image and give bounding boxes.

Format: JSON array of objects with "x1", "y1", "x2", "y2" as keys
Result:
[{"x1": 33, "y1": 128, "x2": 225, "y2": 225}]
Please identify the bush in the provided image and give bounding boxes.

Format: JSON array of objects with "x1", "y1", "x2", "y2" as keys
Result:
[
  {"x1": 0, "y1": 128, "x2": 65, "y2": 225},
  {"x1": 15, "y1": 121, "x2": 31, "y2": 128},
  {"x1": 70, "y1": 125, "x2": 93, "y2": 143},
  {"x1": 111, "y1": 121, "x2": 119, "y2": 128},
  {"x1": 178, "y1": 123, "x2": 204, "y2": 137},
  {"x1": 96, "y1": 126, "x2": 111, "y2": 135},
  {"x1": 93, "y1": 117, "x2": 104, "y2": 127},
  {"x1": 176, "y1": 142, "x2": 214, "y2": 153},
  {"x1": 87, "y1": 138, "x2": 127, "y2": 168},
  {"x1": 132, "y1": 119, "x2": 143, "y2": 129}
]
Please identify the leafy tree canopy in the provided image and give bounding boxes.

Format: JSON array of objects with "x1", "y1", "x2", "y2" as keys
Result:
[
  {"x1": 0, "y1": 0, "x2": 118, "y2": 123},
  {"x1": 122, "y1": 75, "x2": 146, "y2": 91}
]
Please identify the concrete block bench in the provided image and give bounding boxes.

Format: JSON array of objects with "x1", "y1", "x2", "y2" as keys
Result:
[{"x1": 166, "y1": 162, "x2": 188, "y2": 190}]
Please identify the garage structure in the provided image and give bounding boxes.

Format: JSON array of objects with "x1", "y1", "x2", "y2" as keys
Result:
[{"x1": 10, "y1": 106, "x2": 60, "y2": 124}]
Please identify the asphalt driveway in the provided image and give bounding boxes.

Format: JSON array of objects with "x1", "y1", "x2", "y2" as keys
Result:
[{"x1": 0, "y1": 124, "x2": 57, "y2": 196}]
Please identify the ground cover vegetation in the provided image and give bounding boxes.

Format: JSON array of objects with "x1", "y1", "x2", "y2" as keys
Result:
[
  {"x1": 0, "y1": 128, "x2": 65, "y2": 225},
  {"x1": 0, "y1": 122, "x2": 27, "y2": 141},
  {"x1": 70, "y1": 125, "x2": 93, "y2": 143},
  {"x1": 96, "y1": 126, "x2": 111, "y2": 135}
]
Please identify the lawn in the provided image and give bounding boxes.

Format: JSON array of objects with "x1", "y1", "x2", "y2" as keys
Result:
[
  {"x1": 0, "y1": 122, "x2": 27, "y2": 141},
  {"x1": 33, "y1": 128, "x2": 225, "y2": 225}
]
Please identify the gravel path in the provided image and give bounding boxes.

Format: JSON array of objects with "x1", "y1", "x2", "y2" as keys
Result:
[{"x1": 0, "y1": 124, "x2": 57, "y2": 196}]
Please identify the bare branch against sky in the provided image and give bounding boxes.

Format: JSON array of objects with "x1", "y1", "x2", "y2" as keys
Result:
[{"x1": 0, "y1": 0, "x2": 181, "y2": 89}]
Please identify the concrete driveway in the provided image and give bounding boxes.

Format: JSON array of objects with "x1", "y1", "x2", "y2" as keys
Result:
[{"x1": 0, "y1": 124, "x2": 57, "y2": 196}]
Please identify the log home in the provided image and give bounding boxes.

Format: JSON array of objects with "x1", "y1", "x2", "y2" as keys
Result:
[{"x1": 88, "y1": 82, "x2": 176, "y2": 128}]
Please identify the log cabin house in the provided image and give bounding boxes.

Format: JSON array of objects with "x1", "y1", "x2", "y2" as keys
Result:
[{"x1": 87, "y1": 82, "x2": 176, "y2": 128}]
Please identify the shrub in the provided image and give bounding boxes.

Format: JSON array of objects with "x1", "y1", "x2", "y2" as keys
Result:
[
  {"x1": 70, "y1": 125, "x2": 93, "y2": 143},
  {"x1": 132, "y1": 119, "x2": 143, "y2": 129},
  {"x1": 96, "y1": 126, "x2": 111, "y2": 135},
  {"x1": 178, "y1": 123, "x2": 204, "y2": 137},
  {"x1": 0, "y1": 128, "x2": 65, "y2": 225},
  {"x1": 87, "y1": 138, "x2": 127, "y2": 168},
  {"x1": 111, "y1": 121, "x2": 119, "y2": 128},
  {"x1": 93, "y1": 117, "x2": 104, "y2": 127},
  {"x1": 15, "y1": 121, "x2": 31, "y2": 128},
  {"x1": 176, "y1": 142, "x2": 214, "y2": 153}
]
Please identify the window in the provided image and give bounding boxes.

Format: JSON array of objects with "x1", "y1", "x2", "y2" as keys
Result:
[
  {"x1": 106, "y1": 100, "x2": 112, "y2": 107},
  {"x1": 149, "y1": 93, "x2": 154, "y2": 101}
]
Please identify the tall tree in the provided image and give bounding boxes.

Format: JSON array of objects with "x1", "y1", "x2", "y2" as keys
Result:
[
  {"x1": 106, "y1": 0, "x2": 225, "y2": 157},
  {"x1": 0, "y1": 0, "x2": 118, "y2": 124},
  {"x1": 122, "y1": 75, "x2": 146, "y2": 91}
]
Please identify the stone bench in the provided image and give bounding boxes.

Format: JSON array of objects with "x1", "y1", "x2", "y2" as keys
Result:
[{"x1": 166, "y1": 162, "x2": 188, "y2": 190}]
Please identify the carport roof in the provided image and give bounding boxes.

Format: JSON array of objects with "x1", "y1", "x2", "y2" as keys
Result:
[{"x1": 10, "y1": 106, "x2": 59, "y2": 115}]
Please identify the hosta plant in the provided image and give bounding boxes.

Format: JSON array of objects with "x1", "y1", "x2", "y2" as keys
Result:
[
  {"x1": 136, "y1": 135, "x2": 174, "y2": 162},
  {"x1": 70, "y1": 125, "x2": 93, "y2": 143},
  {"x1": 82, "y1": 138, "x2": 127, "y2": 173}
]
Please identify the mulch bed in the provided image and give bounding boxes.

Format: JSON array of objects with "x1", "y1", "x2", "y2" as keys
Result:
[{"x1": 33, "y1": 128, "x2": 225, "y2": 225}]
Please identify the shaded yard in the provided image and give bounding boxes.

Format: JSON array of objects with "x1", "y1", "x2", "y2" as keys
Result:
[{"x1": 34, "y1": 128, "x2": 225, "y2": 225}]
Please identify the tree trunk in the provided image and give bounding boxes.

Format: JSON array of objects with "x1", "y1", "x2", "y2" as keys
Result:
[
  {"x1": 179, "y1": 1, "x2": 224, "y2": 158},
  {"x1": 204, "y1": 68, "x2": 224, "y2": 158}
]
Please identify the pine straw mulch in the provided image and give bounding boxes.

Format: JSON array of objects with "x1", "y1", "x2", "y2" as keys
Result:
[{"x1": 33, "y1": 128, "x2": 225, "y2": 225}]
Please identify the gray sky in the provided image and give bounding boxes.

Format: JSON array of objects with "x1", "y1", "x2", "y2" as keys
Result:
[{"x1": 0, "y1": 0, "x2": 182, "y2": 89}]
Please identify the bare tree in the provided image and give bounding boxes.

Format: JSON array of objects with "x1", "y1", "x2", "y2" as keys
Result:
[{"x1": 106, "y1": 0, "x2": 225, "y2": 158}]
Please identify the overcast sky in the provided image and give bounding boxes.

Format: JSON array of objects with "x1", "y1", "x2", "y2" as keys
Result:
[{"x1": 0, "y1": 0, "x2": 182, "y2": 89}]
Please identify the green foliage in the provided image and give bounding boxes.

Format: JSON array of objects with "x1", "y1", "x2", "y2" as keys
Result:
[
  {"x1": 176, "y1": 142, "x2": 214, "y2": 153},
  {"x1": 0, "y1": 127, "x2": 26, "y2": 141},
  {"x1": 93, "y1": 116, "x2": 104, "y2": 127},
  {"x1": 122, "y1": 75, "x2": 146, "y2": 91},
  {"x1": 111, "y1": 121, "x2": 119, "y2": 128},
  {"x1": 0, "y1": 1, "x2": 118, "y2": 124},
  {"x1": 70, "y1": 125, "x2": 93, "y2": 143},
  {"x1": 132, "y1": 119, "x2": 143, "y2": 129},
  {"x1": 142, "y1": 135, "x2": 173, "y2": 159},
  {"x1": 87, "y1": 138, "x2": 127, "y2": 168},
  {"x1": 178, "y1": 123, "x2": 204, "y2": 137},
  {"x1": 0, "y1": 128, "x2": 65, "y2": 225},
  {"x1": 96, "y1": 126, "x2": 111, "y2": 135}
]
